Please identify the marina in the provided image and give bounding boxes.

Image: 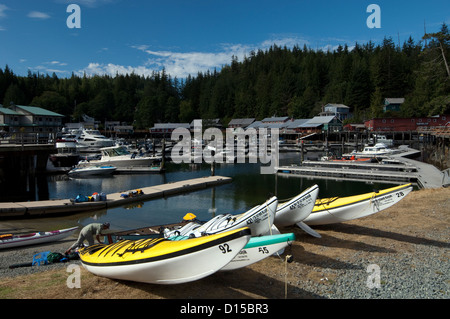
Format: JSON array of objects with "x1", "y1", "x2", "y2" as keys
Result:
[{"x1": 275, "y1": 146, "x2": 446, "y2": 189}]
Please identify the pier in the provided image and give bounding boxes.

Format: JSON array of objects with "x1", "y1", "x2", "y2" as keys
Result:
[
  {"x1": 0, "y1": 175, "x2": 232, "y2": 218},
  {"x1": 275, "y1": 147, "x2": 445, "y2": 189}
]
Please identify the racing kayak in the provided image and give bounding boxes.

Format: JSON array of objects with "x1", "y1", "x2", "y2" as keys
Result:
[
  {"x1": 79, "y1": 227, "x2": 251, "y2": 284},
  {"x1": 221, "y1": 232, "x2": 295, "y2": 271},
  {"x1": 303, "y1": 183, "x2": 413, "y2": 225},
  {"x1": 112, "y1": 231, "x2": 295, "y2": 271},
  {"x1": 164, "y1": 196, "x2": 278, "y2": 238},
  {"x1": 274, "y1": 184, "x2": 319, "y2": 227},
  {"x1": 0, "y1": 226, "x2": 78, "y2": 250}
]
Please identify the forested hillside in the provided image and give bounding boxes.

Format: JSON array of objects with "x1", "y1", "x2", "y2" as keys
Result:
[{"x1": 1, "y1": 24, "x2": 449, "y2": 129}]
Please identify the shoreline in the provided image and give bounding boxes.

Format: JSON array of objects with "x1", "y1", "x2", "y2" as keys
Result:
[{"x1": 0, "y1": 186, "x2": 449, "y2": 299}]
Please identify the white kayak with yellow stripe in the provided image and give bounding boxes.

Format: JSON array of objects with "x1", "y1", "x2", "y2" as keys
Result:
[
  {"x1": 274, "y1": 184, "x2": 319, "y2": 227},
  {"x1": 79, "y1": 227, "x2": 251, "y2": 284},
  {"x1": 303, "y1": 183, "x2": 413, "y2": 226},
  {"x1": 165, "y1": 196, "x2": 278, "y2": 238}
]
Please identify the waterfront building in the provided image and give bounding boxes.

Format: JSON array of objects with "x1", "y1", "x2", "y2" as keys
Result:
[
  {"x1": 320, "y1": 103, "x2": 351, "y2": 121},
  {"x1": 0, "y1": 103, "x2": 64, "y2": 139},
  {"x1": 365, "y1": 115, "x2": 449, "y2": 132},
  {"x1": 227, "y1": 118, "x2": 255, "y2": 129},
  {"x1": 296, "y1": 116, "x2": 343, "y2": 134}
]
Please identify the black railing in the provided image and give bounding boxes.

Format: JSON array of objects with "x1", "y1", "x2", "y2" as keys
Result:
[{"x1": 0, "y1": 132, "x2": 55, "y2": 145}]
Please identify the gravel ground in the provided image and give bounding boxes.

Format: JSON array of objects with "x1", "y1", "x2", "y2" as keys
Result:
[
  {"x1": 289, "y1": 234, "x2": 449, "y2": 299},
  {"x1": 0, "y1": 238, "x2": 81, "y2": 279},
  {"x1": 1, "y1": 223, "x2": 448, "y2": 299},
  {"x1": 1, "y1": 187, "x2": 449, "y2": 299}
]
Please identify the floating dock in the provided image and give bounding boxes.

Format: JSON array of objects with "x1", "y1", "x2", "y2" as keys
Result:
[
  {"x1": 0, "y1": 176, "x2": 232, "y2": 218},
  {"x1": 276, "y1": 147, "x2": 444, "y2": 189}
]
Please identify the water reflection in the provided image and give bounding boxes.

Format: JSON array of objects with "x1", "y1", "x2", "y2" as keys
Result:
[{"x1": 69, "y1": 153, "x2": 400, "y2": 231}]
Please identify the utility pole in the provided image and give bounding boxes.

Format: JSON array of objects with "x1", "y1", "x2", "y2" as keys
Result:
[{"x1": 438, "y1": 40, "x2": 450, "y2": 78}]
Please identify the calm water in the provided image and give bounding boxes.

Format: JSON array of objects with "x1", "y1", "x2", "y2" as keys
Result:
[{"x1": 40, "y1": 152, "x2": 397, "y2": 232}]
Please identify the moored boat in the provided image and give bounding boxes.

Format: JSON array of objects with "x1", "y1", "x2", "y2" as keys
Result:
[
  {"x1": 79, "y1": 227, "x2": 251, "y2": 284},
  {"x1": 303, "y1": 183, "x2": 413, "y2": 226},
  {"x1": 346, "y1": 143, "x2": 394, "y2": 158},
  {"x1": 77, "y1": 128, "x2": 115, "y2": 151},
  {"x1": 48, "y1": 139, "x2": 81, "y2": 168},
  {"x1": 77, "y1": 145, "x2": 162, "y2": 168},
  {"x1": 0, "y1": 226, "x2": 78, "y2": 250},
  {"x1": 68, "y1": 165, "x2": 117, "y2": 177},
  {"x1": 321, "y1": 155, "x2": 373, "y2": 162}
]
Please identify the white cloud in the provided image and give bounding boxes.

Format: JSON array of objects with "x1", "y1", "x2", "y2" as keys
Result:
[
  {"x1": 81, "y1": 36, "x2": 312, "y2": 78},
  {"x1": 31, "y1": 65, "x2": 67, "y2": 74},
  {"x1": 29, "y1": 61, "x2": 69, "y2": 74},
  {"x1": 0, "y1": 4, "x2": 9, "y2": 18},
  {"x1": 45, "y1": 61, "x2": 68, "y2": 66},
  {"x1": 81, "y1": 63, "x2": 155, "y2": 77},
  {"x1": 28, "y1": 11, "x2": 51, "y2": 19}
]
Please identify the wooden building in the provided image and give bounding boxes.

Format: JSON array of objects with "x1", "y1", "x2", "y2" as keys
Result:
[{"x1": 365, "y1": 115, "x2": 449, "y2": 132}]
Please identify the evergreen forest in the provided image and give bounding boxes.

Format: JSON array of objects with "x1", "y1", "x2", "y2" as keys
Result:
[{"x1": 1, "y1": 24, "x2": 449, "y2": 130}]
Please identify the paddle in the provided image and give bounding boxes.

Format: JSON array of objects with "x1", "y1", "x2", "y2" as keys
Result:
[{"x1": 8, "y1": 262, "x2": 33, "y2": 269}]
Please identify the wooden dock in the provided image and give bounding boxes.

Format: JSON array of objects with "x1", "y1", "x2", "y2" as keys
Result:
[
  {"x1": 0, "y1": 176, "x2": 232, "y2": 218},
  {"x1": 276, "y1": 163, "x2": 418, "y2": 184}
]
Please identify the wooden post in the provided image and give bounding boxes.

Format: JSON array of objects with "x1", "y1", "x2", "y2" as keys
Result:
[
  {"x1": 211, "y1": 150, "x2": 215, "y2": 176},
  {"x1": 161, "y1": 139, "x2": 165, "y2": 170},
  {"x1": 301, "y1": 140, "x2": 304, "y2": 163}
]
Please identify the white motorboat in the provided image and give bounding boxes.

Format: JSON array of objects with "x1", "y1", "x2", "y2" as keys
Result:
[
  {"x1": 77, "y1": 128, "x2": 115, "y2": 151},
  {"x1": 368, "y1": 134, "x2": 394, "y2": 146},
  {"x1": 68, "y1": 165, "x2": 117, "y2": 177},
  {"x1": 77, "y1": 145, "x2": 162, "y2": 168},
  {"x1": 48, "y1": 139, "x2": 81, "y2": 169},
  {"x1": 347, "y1": 143, "x2": 394, "y2": 158}
]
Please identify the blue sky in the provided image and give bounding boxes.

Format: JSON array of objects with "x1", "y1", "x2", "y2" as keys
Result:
[{"x1": 0, "y1": 0, "x2": 449, "y2": 79}]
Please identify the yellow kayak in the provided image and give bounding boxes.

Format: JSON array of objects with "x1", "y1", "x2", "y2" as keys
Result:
[
  {"x1": 303, "y1": 183, "x2": 413, "y2": 225},
  {"x1": 79, "y1": 227, "x2": 251, "y2": 284}
]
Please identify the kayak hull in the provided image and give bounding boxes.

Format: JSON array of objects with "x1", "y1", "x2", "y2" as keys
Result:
[
  {"x1": 304, "y1": 183, "x2": 413, "y2": 225},
  {"x1": 221, "y1": 233, "x2": 295, "y2": 271},
  {"x1": 0, "y1": 226, "x2": 78, "y2": 250},
  {"x1": 80, "y1": 228, "x2": 251, "y2": 284},
  {"x1": 274, "y1": 185, "x2": 319, "y2": 227}
]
